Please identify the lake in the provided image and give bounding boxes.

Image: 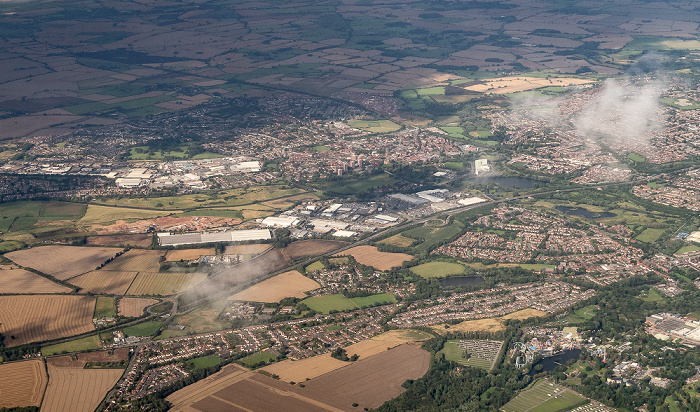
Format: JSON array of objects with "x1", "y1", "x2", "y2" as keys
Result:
[
  {"x1": 440, "y1": 276, "x2": 485, "y2": 287},
  {"x1": 555, "y1": 206, "x2": 616, "y2": 219},
  {"x1": 529, "y1": 349, "x2": 581, "y2": 376}
]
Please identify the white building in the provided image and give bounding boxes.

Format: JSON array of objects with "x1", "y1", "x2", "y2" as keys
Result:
[
  {"x1": 262, "y1": 216, "x2": 300, "y2": 227},
  {"x1": 474, "y1": 158, "x2": 490, "y2": 175}
]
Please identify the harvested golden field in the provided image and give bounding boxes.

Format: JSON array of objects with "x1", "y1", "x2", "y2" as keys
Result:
[
  {"x1": 86, "y1": 234, "x2": 152, "y2": 248},
  {"x1": 0, "y1": 295, "x2": 95, "y2": 347},
  {"x1": 0, "y1": 265, "x2": 71, "y2": 294},
  {"x1": 260, "y1": 353, "x2": 348, "y2": 383},
  {"x1": 42, "y1": 365, "x2": 124, "y2": 412},
  {"x1": 165, "y1": 248, "x2": 215, "y2": 261},
  {"x1": 101, "y1": 249, "x2": 164, "y2": 272},
  {"x1": 431, "y1": 318, "x2": 506, "y2": 335},
  {"x1": 224, "y1": 244, "x2": 270, "y2": 255},
  {"x1": 68, "y1": 271, "x2": 138, "y2": 295},
  {"x1": 462, "y1": 76, "x2": 594, "y2": 94},
  {"x1": 378, "y1": 234, "x2": 415, "y2": 248},
  {"x1": 501, "y1": 308, "x2": 547, "y2": 320},
  {"x1": 0, "y1": 360, "x2": 47, "y2": 408},
  {"x1": 118, "y1": 297, "x2": 159, "y2": 317},
  {"x1": 335, "y1": 246, "x2": 413, "y2": 271},
  {"x1": 167, "y1": 364, "x2": 253, "y2": 410},
  {"x1": 284, "y1": 239, "x2": 348, "y2": 259},
  {"x1": 372, "y1": 329, "x2": 435, "y2": 342},
  {"x1": 5, "y1": 246, "x2": 120, "y2": 280},
  {"x1": 126, "y1": 272, "x2": 207, "y2": 296},
  {"x1": 228, "y1": 270, "x2": 319, "y2": 303}
]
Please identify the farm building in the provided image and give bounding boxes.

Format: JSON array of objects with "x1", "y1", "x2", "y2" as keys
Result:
[{"x1": 158, "y1": 229, "x2": 271, "y2": 246}]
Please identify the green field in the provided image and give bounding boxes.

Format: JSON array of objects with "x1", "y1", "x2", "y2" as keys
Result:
[
  {"x1": 349, "y1": 293, "x2": 397, "y2": 307},
  {"x1": 566, "y1": 305, "x2": 598, "y2": 324},
  {"x1": 301, "y1": 292, "x2": 396, "y2": 313},
  {"x1": 416, "y1": 86, "x2": 445, "y2": 96},
  {"x1": 305, "y1": 261, "x2": 325, "y2": 272},
  {"x1": 441, "y1": 126, "x2": 465, "y2": 138},
  {"x1": 322, "y1": 174, "x2": 399, "y2": 196},
  {"x1": 402, "y1": 221, "x2": 465, "y2": 253},
  {"x1": 677, "y1": 245, "x2": 700, "y2": 254},
  {"x1": 502, "y1": 379, "x2": 587, "y2": 412},
  {"x1": 94, "y1": 297, "x2": 116, "y2": 319},
  {"x1": 42, "y1": 335, "x2": 101, "y2": 356},
  {"x1": 627, "y1": 152, "x2": 646, "y2": 162},
  {"x1": 301, "y1": 294, "x2": 358, "y2": 313},
  {"x1": 239, "y1": 351, "x2": 276, "y2": 368},
  {"x1": 122, "y1": 321, "x2": 163, "y2": 337},
  {"x1": 189, "y1": 355, "x2": 225, "y2": 370},
  {"x1": 444, "y1": 161, "x2": 464, "y2": 170},
  {"x1": 0, "y1": 201, "x2": 86, "y2": 234},
  {"x1": 640, "y1": 288, "x2": 664, "y2": 303},
  {"x1": 347, "y1": 119, "x2": 401, "y2": 133},
  {"x1": 636, "y1": 228, "x2": 665, "y2": 243},
  {"x1": 378, "y1": 234, "x2": 415, "y2": 248},
  {"x1": 410, "y1": 261, "x2": 465, "y2": 278},
  {"x1": 312, "y1": 145, "x2": 331, "y2": 152}
]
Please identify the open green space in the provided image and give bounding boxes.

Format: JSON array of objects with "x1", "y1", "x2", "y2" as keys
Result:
[
  {"x1": 627, "y1": 152, "x2": 646, "y2": 162},
  {"x1": 677, "y1": 245, "x2": 700, "y2": 254},
  {"x1": 402, "y1": 221, "x2": 465, "y2": 253},
  {"x1": 176, "y1": 209, "x2": 244, "y2": 219},
  {"x1": 347, "y1": 119, "x2": 401, "y2": 133},
  {"x1": 410, "y1": 261, "x2": 466, "y2": 278},
  {"x1": 305, "y1": 261, "x2": 325, "y2": 272},
  {"x1": 0, "y1": 201, "x2": 86, "y2": 233},
  {"x1": 378, "y1": 234, "x2": 415, "y2": 248},
  {"x1": 416, "y1": 86, "x2": 445, "y2": 96},
  {"x1": 127, "y1": 147, "x2": 220, "y2": 160},
  {"x1": 122, "y1": 321, "x2": 163, "y2": 337},
  {"x1": 640, "y1": 288, "x2": 664, "y2": 303},
  {"x1": 321, "y1": 174, "x2": 399, "y2": 196},
  {"x1": 239, "y1": 351, "x2": 276, "y2": 368},
  {"x1": 312, "y1": 145, "x2": 331, "y2": 152},
  {"x1": 502, "y1": 379, "x2": 587, "y2": 412},
  {"x1": 94, "y1": 297, "x2": 116, "y2": 319},
  {"x1": 349, "y1": 293, "x2": 397, "y2": 308},
  {"x1": 301, "y1": 294, "x2": 357, "y2": 314},
  {"x1": 440, "y1": 126, "x2": 465, "y2": 138},
  {"x1": 188, "y1": 355, "x2": 225, "y2": 370},
  {"x1": 443, "y1": 161, "x2": 464, "y2": 170},
  {"x1": 93, "y1": 185, "x2": 305, "y2": 210},
  {"x1": 42, "y1": 335, "x2": 101, "y2": 356},
  {"x1": 636, "y1": 228, "x2": 665, "y2": 243}
]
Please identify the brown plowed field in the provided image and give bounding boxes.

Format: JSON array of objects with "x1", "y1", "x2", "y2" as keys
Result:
[
  {"x1": 165, "y1": 248, "x2": 215, "y2": 261},
  {"x1": 168, "y1": 344, "x2": 429, "y2": 412},
  {"x1": 335, "y1": 246, "x2": 413, "y2": 271},
  {"x1": 118, "y1": 297, "x2": 159, "y2": 317},
  {"x1": 0, "y1": 295, "x2": 95, "y2": 347},
  {"x1": 5, "y1": 246, "x2": 121, "y2": 280},
  {"x1": 224, "y1": 244, "x2": 270, "y2": 255},
  {"x1": 100, "y1": 249, "x2": 164, "y2": 272},
  {"x1": 68, "y1": 271, "x2": 138, "y2": 295},
  {"x1": 46, "y1": 348, "x2": 129, "y2": 368},
  {"x1": 0, "y1": 265, "x2": 71, "y2": 294},
  {"x1": 125, "y1": 272, "x2": 208, "y2": 296},
  {"x1": 0, "y1": 360, "x2": 48, "y2": 408},
  {"x1": 228, "y1": 270, "x2": 319, "y2": 303},
  {"x1": 284, "y1": 240, "x2": 348, "y2": 259},
  {"x1": 86, "y1": 234, "x2": 152, "y2": 248},
  {"x1": 41, "y1": 365, "x2": 124, "y2": 412}
]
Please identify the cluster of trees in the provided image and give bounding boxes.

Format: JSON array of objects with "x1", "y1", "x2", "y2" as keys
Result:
[{"x1": 330, "y1": 347, "x2": 359, "y2": 362}]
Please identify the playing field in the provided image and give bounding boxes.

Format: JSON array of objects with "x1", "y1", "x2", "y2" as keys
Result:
[
  {"x1": 5, "y1": 246, "x2": 120, "y2": 280},
  {"x1": 335, "y1": 246, "x2": 413, "y2": 271},
  {"x1": 118, "y1": 297, "x2": 159, "y2": 317},
  {"x1": 42, "y1": 365, "x2": 124, "y2": 412},
  {"x1": 410, "y1": 261, "x2": 465, "y2": 278},
  {"x1": 502, "y1": 379, "x2": 587, "y2": 412},
  {"x1": 636, "y1": 228, "x2": 665, "y2": 243},
  {"x1": 125, "y1": 272, "x2": 208, "y2": 296},
  {"x1": 0, "y1": 360, "x2": 48, "y2": 408},
  {"x1": 228, "y1": 270, "x2": 320, "y2": 303},
  {"x1": 101, "y1": 249, "x2": 164, "y2": 272},
  {"x1": 165, "y1": 248, "x2": 215, "y2": 261},
  {"x1": 68, "y1": 270, "x2": 138, "y2": 295},
  {"x1": 0, "y1": 295, "x2": 95, "y2": 347},
  {"x1": 0, "y1": 265, "x2": 72, "y2": 294}
]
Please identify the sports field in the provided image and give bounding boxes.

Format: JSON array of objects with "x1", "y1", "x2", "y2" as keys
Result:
[
  {"x1": 410, "y1": 261, "x2": 465, "y2": 278},
  {"x1": 502, "y1": 379, "x2": 587, "y2": 412}
]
